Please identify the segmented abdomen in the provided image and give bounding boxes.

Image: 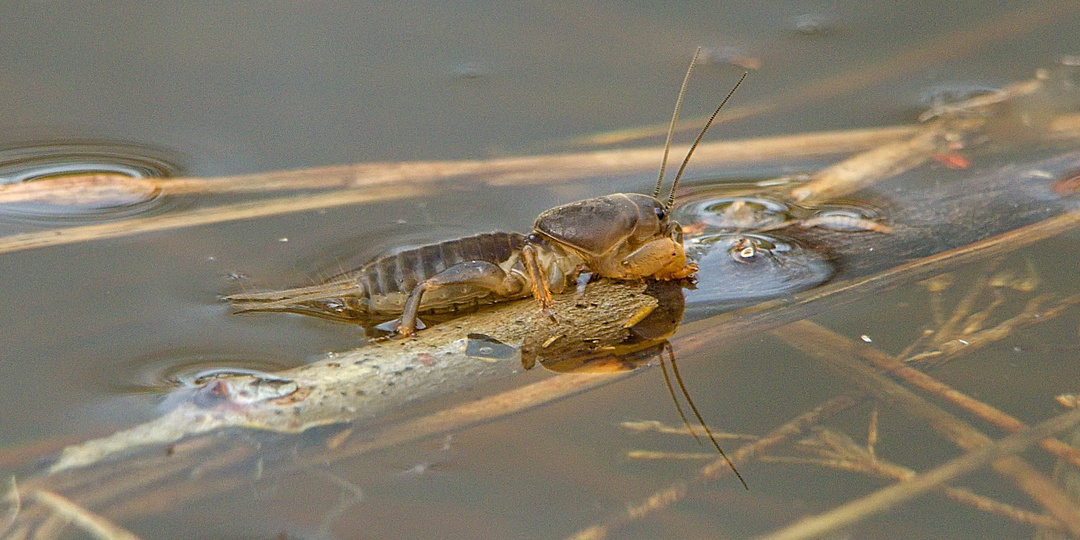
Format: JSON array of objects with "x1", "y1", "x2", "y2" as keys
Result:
[
  {"x1": 349, "y1": 231, "x2": 527, "y2": 313},
  {"x1": 228, "y1": 232, "x2": 527, "y2": 323}
]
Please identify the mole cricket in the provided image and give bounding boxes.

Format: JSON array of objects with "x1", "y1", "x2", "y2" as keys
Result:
[{"x1": 229, "y1": 54, "x2": 746, "y2": 338}]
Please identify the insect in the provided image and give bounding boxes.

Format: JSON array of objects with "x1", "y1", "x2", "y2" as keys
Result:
[
  {"x1": 230, "y1": 51, "x2": 750, "y2": 488},
  {"x1": 229, "y1": 52, "x2": 746, "y2": 339}
]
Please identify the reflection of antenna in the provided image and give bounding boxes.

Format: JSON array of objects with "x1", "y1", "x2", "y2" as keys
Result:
[{"x1": 659, "y1": 342, "x2": 749, "y2": 490}]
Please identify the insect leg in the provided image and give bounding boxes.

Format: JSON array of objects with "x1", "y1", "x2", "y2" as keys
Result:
[
  {"x1": 520, "y1": 243, "x2": 554, "y2": 314},
  {"x1": 397, "y1": 260, "x2": 525, "y2": 336},
  {"x1": 617, "y1": 237, "x2": 696, "y2": 280}
]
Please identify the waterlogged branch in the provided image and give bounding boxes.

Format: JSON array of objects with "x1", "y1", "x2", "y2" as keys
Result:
[{"x1": 47, "y1": 279, "x2": 666, "y2": 474}]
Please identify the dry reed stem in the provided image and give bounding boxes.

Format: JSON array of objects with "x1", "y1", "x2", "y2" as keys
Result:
[
  {"x1": 0, "y1": 126, "x2": 918, "y2": 208},
  {"x1": 0, "y1": 175, "x2": 160, "y2": 206},
  {"x1": 773, "y1": 320, "x2": 1080, "y2": 537},
  {"x1": 751, "y1": 407, "x2": 1080, "y2": 540},
  {"x1": 918, "y1": 71, "x2": 1048, "y2": 122},
  {"x1": 789, "y1": 120, "x2": 960, "y2": 203},
  {"x1": 164, "y1": 126, "x2": 918, "y2": 194},
  {"x1": 0, "y1": 184, "x2": 423, "y2": 255},
  {"x1": 0, "y1": 125, "x2": 921, "y2": 257},
  {"x1": 625, "y1": 450, "x2": 715, "y2": 461}
]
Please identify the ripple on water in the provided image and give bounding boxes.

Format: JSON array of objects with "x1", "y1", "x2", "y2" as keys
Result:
[
  {"x1": 0, "y1": 141, "x2": 182, "y2": 224},
  {"x1": 118, "y1": 351, "x2": 297, "y2": 398},
  {"x1": 676, "y1": 194, "x2": 792, "y2": 230},
  {"x1": 684, "y1": 232, "x2": 835, "y2": 311}
]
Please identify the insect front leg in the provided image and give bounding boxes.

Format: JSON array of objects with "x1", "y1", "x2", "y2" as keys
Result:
[
  {"x1": 397, "y1": 260, "x2": 526, "y2": 336},
  {"x1": 618, "y1": 237, "x2": 696, "y2": 280},
  {"x1": 521, "y1": 243, "x2": 553, "y2": 312}
]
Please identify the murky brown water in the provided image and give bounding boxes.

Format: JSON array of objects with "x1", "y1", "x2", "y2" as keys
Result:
[{"x1": 2, "y1": 1, "x2": 1080, "y2": 538}]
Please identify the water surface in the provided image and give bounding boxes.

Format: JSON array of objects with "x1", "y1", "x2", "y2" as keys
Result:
[{"x1": 2, "y1": 1, "x2": 1079, "y2": 538}]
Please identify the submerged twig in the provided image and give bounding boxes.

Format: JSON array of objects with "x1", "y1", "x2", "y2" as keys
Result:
[
  {"x1": 774, "y1": 320, "x2": 1080, "y2": 536},
  {"x1": 752, "y1": 407, "x2": 1080, "y2": 540},
  {"x1": 31, "y1": 489, "x2": 140, "y2": 540},
  {"x1": 0, "y1": 478, "x2": 18, "y2": 538},
  {"x1": 767, "y1": 427, "x2": 1064, "y2": 532},
  {"x1": 857, "y1": 295, "x2": 1080, "y2": 470},
  {"x1": 569, "y1": 393, "x2": 867, "y2": 540}
]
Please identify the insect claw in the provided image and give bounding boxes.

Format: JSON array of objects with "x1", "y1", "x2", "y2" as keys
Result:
[{"x1": 379, "y1": 317, "x2": 426, "y2": 338}]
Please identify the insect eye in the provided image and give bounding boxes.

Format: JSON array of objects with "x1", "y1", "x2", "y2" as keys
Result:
[{"x1": 654, "y1": 206, "x2": 667, "y2": 220}]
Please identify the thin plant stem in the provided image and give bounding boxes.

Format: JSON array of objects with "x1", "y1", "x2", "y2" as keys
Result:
[
  {"x1": 751, "y1": 407, "x2": 1080, "y2": 540},
  {"x1": 774, "y1": 320, "x2": 1080, "y2": 536}
]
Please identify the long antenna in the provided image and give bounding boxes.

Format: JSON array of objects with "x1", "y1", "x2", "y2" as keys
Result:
[
  {"x1": 654, "y1": 47, "x2": 702, "y2": 199},
  {"x1": 666, "y1": 71, "x2": 748, "y2": 210}
]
